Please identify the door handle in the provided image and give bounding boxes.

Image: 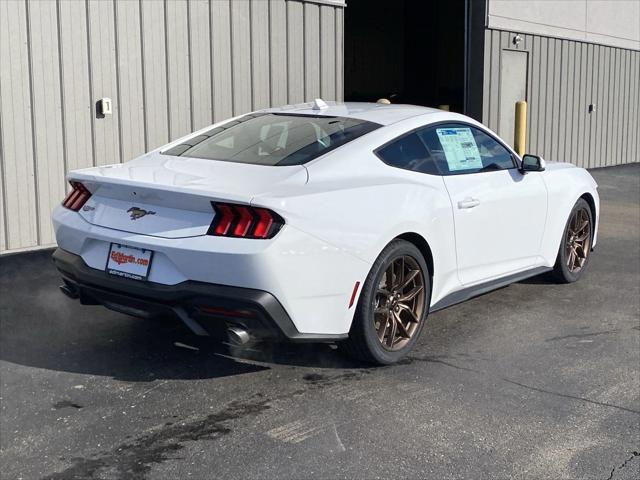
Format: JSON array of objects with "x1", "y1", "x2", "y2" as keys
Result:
[{"x1": 458, "y1": 197, "x2": 480, "y2": 209}]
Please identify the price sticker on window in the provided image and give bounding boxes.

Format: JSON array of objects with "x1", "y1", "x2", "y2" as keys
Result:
[{"x1": 436, "y1": 128, "x2": 482, "y2": 171}]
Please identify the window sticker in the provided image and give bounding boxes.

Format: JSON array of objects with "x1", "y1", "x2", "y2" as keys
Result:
[{"x1": 436, "y1": 128, "x2": 482, "y2": 171}]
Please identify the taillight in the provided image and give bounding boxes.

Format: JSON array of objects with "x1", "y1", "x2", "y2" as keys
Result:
[
  {"x1": 207, "y1": 202, "x2": 284, "y2": 239},
  {"x1": 62, "y1": 182, "x2": 91, "y2": 211}
]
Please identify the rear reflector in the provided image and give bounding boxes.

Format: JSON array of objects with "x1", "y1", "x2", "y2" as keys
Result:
[
  {"x1": 198, "y1": 306, "x2": 256, "y2": 319},
  {"x1": 348, "y1": 281, "x2": 361, "y2": 309},
  {"x1": 207, "y1": 202, "x2": 284, "y2": 239},
  {"x1": 62, "y1": 182, "x2": 91, "y2": 211}
]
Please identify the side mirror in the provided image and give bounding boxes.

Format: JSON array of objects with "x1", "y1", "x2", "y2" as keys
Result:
[{"x1": 520, "y1": 154, "x2": 546, "y2": 173}]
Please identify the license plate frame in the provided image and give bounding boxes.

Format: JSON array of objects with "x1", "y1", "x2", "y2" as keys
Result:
[{"x1": 105, "y1": 243, "x2": 154, "y2": 281}]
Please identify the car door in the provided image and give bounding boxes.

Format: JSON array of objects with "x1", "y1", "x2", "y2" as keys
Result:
[{"x1": 417, "y1": 123, "x2": 547, "y2": 285}]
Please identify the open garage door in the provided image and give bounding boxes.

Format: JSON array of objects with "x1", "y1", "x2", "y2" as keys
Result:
[{"x1": 344, "y1": 0, "x2": 466, "y2": 113}]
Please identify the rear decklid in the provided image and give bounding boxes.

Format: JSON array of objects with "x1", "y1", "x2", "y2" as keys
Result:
[{"x1": 69, "y1": 152, "x2": 307, "y2": 238}]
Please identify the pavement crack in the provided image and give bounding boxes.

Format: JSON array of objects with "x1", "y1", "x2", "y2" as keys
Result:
[
  {"x1": 498, "y1": 378, "x2": 640, "y2": 415},
  {"x1": 545, "y1": 330, "x2": 619, "y2": 342},
  {"x1": 406, "y1": 355, "x2": 640, "y2": 416},
  {"x1": 605, "y1": 451, "x2": 639, "y2": 480},
  {"x1": 406, "y1": 355, "x2": 477, "y2": 373}
]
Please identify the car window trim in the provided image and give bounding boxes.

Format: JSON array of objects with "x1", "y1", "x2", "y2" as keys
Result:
[
  {"x1": 420, "y1": 121, "x2": 520, "y2": 175},
  {"x1": 373, "y1": 129, "x2": 441, "y2": 176},
  {"x1": 374, "y1": 120, "x2": 521, "y2": 177}
]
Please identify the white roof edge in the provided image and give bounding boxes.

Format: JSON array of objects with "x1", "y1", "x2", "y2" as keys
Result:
[{"x1": 262, "y1": 101, "x2": 447, "y2": 126}]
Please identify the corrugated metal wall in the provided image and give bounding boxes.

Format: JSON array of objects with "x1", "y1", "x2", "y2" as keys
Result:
[
  {"x1": 0, "y1": 0, "x2": 345, "y2": 254},
  {"x1": 483, "y1": 29, "x2": 640, "y2": 168}
]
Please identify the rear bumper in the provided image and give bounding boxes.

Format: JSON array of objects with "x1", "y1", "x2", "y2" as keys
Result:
[
  {"x1": 52, "y1": 205, "x2": 368, "y2": 336},
  {"x1": 52, "y1": 248, "x2": 346, "y2": 342}
]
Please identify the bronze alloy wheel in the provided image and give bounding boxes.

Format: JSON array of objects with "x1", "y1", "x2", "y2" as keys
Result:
[
  {"x1": 565, "y1": 206, "x2": 592, "y2": 273},
  {"x1": 373, "y1": 255, "x2": 426, "y2": 351}
]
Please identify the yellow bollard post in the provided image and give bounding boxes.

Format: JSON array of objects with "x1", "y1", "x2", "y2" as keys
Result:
[{"x1": 514, "y1": 101, "x2": 527, "y2": 157}]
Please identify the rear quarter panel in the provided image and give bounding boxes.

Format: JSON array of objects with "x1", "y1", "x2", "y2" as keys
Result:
[{"x1": 252, "y1": 115, "x2": 462, "y2": 311}]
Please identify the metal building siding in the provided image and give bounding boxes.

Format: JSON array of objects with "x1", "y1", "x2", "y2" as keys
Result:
[
  {"x1": 189, "y1": 0, "x2": 213, "y2": 130},
  {"x1": 483, "y1": 28, "x2": 640, "y2": 169},
  {"x1": 0, "y1": 0, "x2": 345, "y2": 254},
  {"x1": 87, "y1": 0, "x2": 121, "y2": 167},
  {"x1": 251, "y1": 0, "x2": 271, "y2": 111},
  {"x1": 0, "y1": 0, "x2": 38, "y2": 251},
  {"x1": 140, "y1": 0, "x2": 169, "y2": 149},
  {"x1": 28, "y1": 0, "x2": 66, "y2": 246},
  {"x1": 115, "y1": 0, "x2": 146, "y2": 164},
  {"x1": 269, "y1": 0, "x2": 288, "y2": 106},
  {"x1": 286, "y1": 0, "x2": 305, "y2": 103}
]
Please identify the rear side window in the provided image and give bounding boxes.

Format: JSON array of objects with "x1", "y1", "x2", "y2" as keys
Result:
[
  {"x1": 417, "y1": 124, "x2": 515, "y2": 175},
  {"x1": 375, "y1": 132, "x2": 439, "y2": 175},
  {"x1": 163, "y1": 113, "x2": 380, "y2": 166}
]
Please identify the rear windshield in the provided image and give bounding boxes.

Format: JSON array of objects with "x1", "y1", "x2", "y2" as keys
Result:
[{"x1": 162, "y1": 113, "x2": 381, "y2": 166}]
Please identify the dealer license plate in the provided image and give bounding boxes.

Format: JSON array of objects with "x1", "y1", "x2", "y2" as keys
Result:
[{"x1": 106, "y1": 243, "x2": 153, "y2": 281}]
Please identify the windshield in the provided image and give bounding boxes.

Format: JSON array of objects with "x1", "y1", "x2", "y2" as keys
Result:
[{"x1": 162, "y1": 113, "x2": 381, "y2": 166}]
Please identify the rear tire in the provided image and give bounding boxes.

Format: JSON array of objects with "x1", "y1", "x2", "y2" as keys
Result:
[
  {"x1": 340, "y1": 239, "x2": 431, "y2": 365},
  {"x1": 552, "y1": 198, "x2": 593, "y2": 283}
]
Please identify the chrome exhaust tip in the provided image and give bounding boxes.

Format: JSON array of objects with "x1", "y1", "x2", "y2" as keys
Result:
[
  {"x1": 59, "y1": 283, "x2": 79, "y2": 299},
  {"x1": 227, "y1": 326, "x2": 250, "y2": 345}
]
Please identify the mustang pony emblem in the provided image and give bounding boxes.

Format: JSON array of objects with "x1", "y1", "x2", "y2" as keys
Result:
[{"x1": 127, "y1": 207, "x2": 156, "y2": 220}]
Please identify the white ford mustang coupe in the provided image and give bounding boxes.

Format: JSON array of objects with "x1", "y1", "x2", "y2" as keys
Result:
[{"x1": 52, "y1": 101, "x2": 599, "y2": 364}]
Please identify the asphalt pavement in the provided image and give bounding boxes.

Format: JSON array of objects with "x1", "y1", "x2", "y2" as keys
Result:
[{"x1": 1, "y1": 164, "x2": 639, "y2": 479}]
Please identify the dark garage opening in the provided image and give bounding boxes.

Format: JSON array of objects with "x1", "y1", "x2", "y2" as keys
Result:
[{"x1": 344, "y1": 0, "x2": 466, "y2": 113}]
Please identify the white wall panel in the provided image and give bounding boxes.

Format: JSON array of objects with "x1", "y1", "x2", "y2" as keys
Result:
[
  {"x1": 251, "y1": 0, "x2": 271, "y2": 110},
  {"x1": 488, "y1": 0, "x2": 640, "y2": 50},
  {"x1": 270, "y1": 0, "x2": 288, "y2": 106},
  {"x1": 140, "y1": 0, "x2": 169, "y2": 150},
  {"x1": 287, "y1": 1, "x2": 305, "y2": 103},
  {"x1": 165, "y1": 0, "x2": 191, "y2": 139},
  {"x1": 189, "y1": 0, "x2": 212, "y2": 130},
  {"x1": 320, "y1": 6, "x2": 336, "y2": 100},
  {"x1": 115, "y1": 0, "x2": 145, "y2": 163},
  {"x1": 58, "y1": 0, "x2": 93, "y2": 173},
  {"x1": 231, "y1": 0, "x2": 252, "y2": 115},
  {"x1": 335, "y1": 7, "x2": 344, "y2": 101},
  {"x1": 87, "y1": 0, "x2": 120, "y2": 167},
  {"x1": 27, "y1": 0, "x2": 66, "y2": 245},
  {"x1": 304, "y1": 2, "x2": 320, "y2": 100},
  {"x1": 211, "y1": 0, "x2": 233, "y2": 122},
  {"x1": 0, "y1": 0, "x2": 38, "y2": 250}
]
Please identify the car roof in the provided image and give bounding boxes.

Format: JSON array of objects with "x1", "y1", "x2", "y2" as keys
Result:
[{"x1": 262, "y1": 101, "x2": 443, "y2": 126}]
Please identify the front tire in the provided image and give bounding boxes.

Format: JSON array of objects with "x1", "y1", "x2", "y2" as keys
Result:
[
  {"x1": 341, "y1": 239, "x2": 431, "y2": 365},
  {"x1": 552, "y1": 198, "x2": 593, "y2": 283}
]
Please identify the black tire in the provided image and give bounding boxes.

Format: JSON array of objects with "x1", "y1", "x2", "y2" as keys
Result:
[
  {"x1": 340, "y1": 239, "x2": 431, "y2": 365},
  {"x1": 552, "y1": 198, "x2": 594, "y2": 283}
]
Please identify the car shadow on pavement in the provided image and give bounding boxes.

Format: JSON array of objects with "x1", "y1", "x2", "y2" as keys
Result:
[
  {"x1": 222, "y1": 340, "x2": 366, "y2": 369},
  {"x1": 517, "y1": 271, "x2": 559, "y2": 285},
  {"x1": 0, "y1": 250, "x2": 363, "y2": 382}
]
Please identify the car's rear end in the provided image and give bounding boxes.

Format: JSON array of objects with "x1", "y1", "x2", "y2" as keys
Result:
[{"x1": 52, "y1": 109, "x2": 379, "y2": 342}]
